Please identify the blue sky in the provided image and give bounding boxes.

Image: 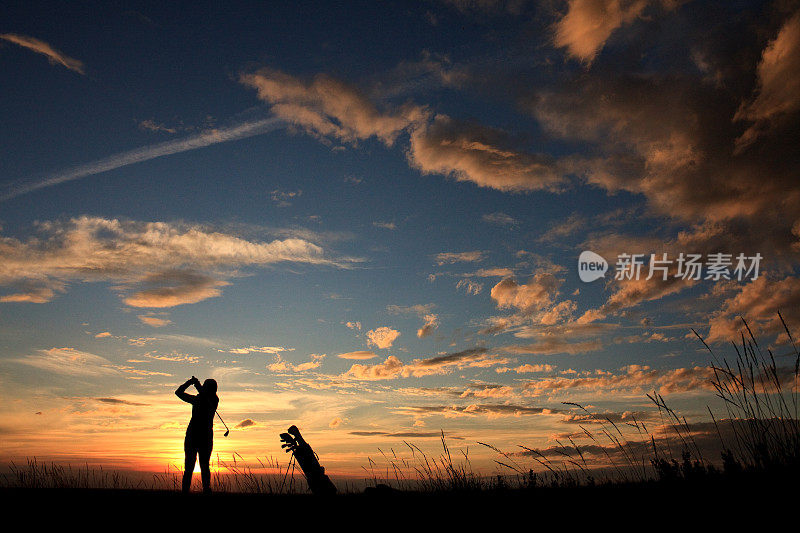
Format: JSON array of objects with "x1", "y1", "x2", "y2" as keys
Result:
[{"x1": 1, "y1": 0, "x2": 799, "y2": 475}]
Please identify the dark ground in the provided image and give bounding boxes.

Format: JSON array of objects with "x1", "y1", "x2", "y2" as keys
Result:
[{"x1": 3, "y1": 477, "x2": 791, "y2": 527}]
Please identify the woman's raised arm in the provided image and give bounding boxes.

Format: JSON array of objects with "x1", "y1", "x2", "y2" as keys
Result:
[{"x1": 175, "y1": 377, "x2": 197, "y2": 404}]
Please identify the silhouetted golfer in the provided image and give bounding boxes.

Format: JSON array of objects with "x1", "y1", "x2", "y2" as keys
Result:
[{"x1": 176, "y1": 376, "x2": 219, "y2": 494}]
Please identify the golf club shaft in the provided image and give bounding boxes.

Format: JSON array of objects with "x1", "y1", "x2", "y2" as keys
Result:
[{"x1": 215, "y1": 411, "x2": 229, "y2": 431}]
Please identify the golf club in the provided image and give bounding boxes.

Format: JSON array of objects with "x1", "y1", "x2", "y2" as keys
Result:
[{"x1": 216, "y1": 411, "x2": 230, "y2": 437}]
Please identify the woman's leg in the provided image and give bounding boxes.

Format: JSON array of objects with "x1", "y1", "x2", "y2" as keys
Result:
[
  {"x1": 199, "y1": 441, "x2": 212, "y2": 493},
  {"x1": 183, "y1": 436, "x2": 197, "y2": 493}
]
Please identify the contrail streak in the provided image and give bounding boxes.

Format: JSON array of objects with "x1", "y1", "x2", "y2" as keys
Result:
[{"x1": 1, "y1": 116, "x2": 284, "y2": 201}]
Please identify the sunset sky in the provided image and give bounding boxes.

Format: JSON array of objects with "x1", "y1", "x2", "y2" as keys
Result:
[{"x1": 1, "y1": 0, "x2": 799, "y2": 478}]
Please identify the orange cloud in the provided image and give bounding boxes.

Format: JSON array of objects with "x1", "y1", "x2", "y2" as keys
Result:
[
  {"x1": 344, "y1": 348, "x2": 508, "y2": 380},
  {"x1": 504, "y1": 338, "x2": 603, "y2": 355},
  {"x1": 124, "y1": 271, "x2": 228, "y2": 308},
  {"x1": 706, "y1": 275, "x2": 800, "y2": 343},
  {"x1": 417, "y1": 314, "x2": 439, "y2": 338},
  {"x1": 224, "y1": 346, "x2": 292, "y2": 355},
  {"x1": 456, "y1": 279, "x2": 483, "y2": 295},
  {"x1": 0, "y1": 216, "x2": 348, "y2": 308},
  {"x1": 435, "y1": 250, "x2": 484, "y2": 265},
  {"x1": 395, "y1": 403, "x2": 553, "y2": 420},
  {"x1": 408, "y1": 115, "x2": 564, "y2": 192},
  {"x1": 497, "y1": 364, "x2": 557, "y2": 374},
  {"x1": 344, "y1": 355, "x2": 405, "y2": 380},
  {"x1": 490, "y1": 274, "x2": 562, "y2": 314},
  {"x1": 0, "y1": 33, "x2": 85, "y2": 74},
  {"x1": 0, "y1": 286, "x2": 56, "y2": 303},
  {"x1": 336, "y1": 350, "x2": 378, "y2": 360},
  {"x1": 522, "y1": 364, "x2": 715, "y2": 396},
  {"x1": 553, "y1": 0, "x2": 650, "y2": 64},
  {"x1": 735, "y1": 11, "x2": 800, "y2": 150},
  {"x1": 137, "y1": 315, "x2": 172, "y2": 327},
  {"x1": 366, "y1": 327, "x2": 400, "y2": 349},
  {"x1": 268, "y1": 353, "x2": 325, "y2": 373},
  {"x1": 240, "y1": 68, "x2": 426, "y2": 145}
]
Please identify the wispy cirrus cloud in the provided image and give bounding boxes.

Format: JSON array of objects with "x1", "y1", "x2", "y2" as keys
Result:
[
  {"x1": 94, "y1": 397, "x2": 148, "y2": 406},
  {"x1": 481, "y1": 212, "x2": 517, "y2": 226},
  {"x1": 13, "y1": 347, "x2": 118, "y2": 376},
  {"x1": 0, "y1": 33, "x2": 85, "y2": 74},
  {"x1": 223, "y1": 346, "x2": 294, "y2": 355},
  {"x1": 1, "y1": 117, "x2": 282, "y2": 201},
  {"x1": 435, "y1": 250, "x2": 484, "y2": 265}
]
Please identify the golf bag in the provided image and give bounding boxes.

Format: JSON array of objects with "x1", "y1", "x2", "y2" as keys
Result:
[{"x1": 279, "y1": 425, "x2": 337, "y2": 495}]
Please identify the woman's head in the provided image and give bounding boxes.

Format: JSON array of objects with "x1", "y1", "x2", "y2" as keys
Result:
[{"x1": 202, "y1": 378, "x2": 218, "y2": 396}]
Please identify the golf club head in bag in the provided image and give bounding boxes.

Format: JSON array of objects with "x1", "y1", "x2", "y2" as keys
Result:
[{"x1": 279, "y1": 425, "x2": 337, "y2": 496}]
